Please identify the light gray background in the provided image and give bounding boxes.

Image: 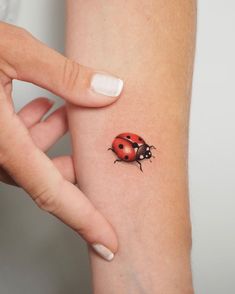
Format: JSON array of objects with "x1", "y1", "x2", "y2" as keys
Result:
[{"x1": 0, "y1": 1, "x2": 234, "y2": 293}]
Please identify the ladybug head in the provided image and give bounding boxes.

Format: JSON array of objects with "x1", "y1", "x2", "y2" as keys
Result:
[
  {"x1": 137, "y1": 144, "x2": 152, "y2": 160},
  {"x1": 144, "y1": 145, "x2": 152, "y2": 159}
]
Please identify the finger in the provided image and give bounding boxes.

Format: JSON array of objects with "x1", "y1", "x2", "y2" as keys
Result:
[
  {"x1": 29, "y1": 106, "x2": 68, "y2": 151},
  {"x1": 52, "y1": 156, "x2": 76, "y2": 184},
  {"x1": 0, "y1": 156, "x2": 76, "y2": 186},
  {"x1": 18, "y1": 97, "x2": 54, "y2": 128},
  {"x1": 0, "y1": 23, "x2": 124, "y2": 107},
  {"x1": 0, "y1": 88, "x2": 118, "y2": 261},
  {"x1": 0, "y1": 106, "x2": 69, "y2": 186},
  {"x1": 0, "y1": 168, "x2": 16, "y2": 185}
]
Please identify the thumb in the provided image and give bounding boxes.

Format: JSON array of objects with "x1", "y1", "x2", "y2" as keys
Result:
[{"x1": 0, "y1": 22, "x2": 124, "y2": 107}]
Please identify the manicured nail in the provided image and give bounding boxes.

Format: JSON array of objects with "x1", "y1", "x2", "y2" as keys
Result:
[
  {"x1": 91, "y1": 243, "x2": 114, "y2": 261},
  {"x1": 90, "y1": 73, "x2": 124, "y2": 97}
]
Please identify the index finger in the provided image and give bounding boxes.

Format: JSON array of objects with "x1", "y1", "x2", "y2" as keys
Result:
[{"x1": 0, "y1": 22, "x2": 124, "y2": 107}]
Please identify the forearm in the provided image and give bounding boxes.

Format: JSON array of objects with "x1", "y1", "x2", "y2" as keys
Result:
[{"x1": 66, "y1": 0, "x2": 196, "y2": 293}]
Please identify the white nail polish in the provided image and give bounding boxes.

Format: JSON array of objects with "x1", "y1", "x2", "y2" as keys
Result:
[
  {"x1": 90, "y1": 73, "x2": 124, "y2": 97},
  {"x1": 91, "y1": 243, "x2": 114, "y2": 261}
]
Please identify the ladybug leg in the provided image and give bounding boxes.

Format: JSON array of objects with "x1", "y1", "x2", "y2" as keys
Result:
[
  {"x1": 108, "y1": 147, "x2": 115, "y2": 153},
  {"x1": 136, "y1": 160, "x2": 143, "y2": 172},
  {"x1": 149, "y1": 145, "x2": 156, "y2": 150},
  {"x1": 114, "y1": 159, "x2": 122, "y2": 164}
]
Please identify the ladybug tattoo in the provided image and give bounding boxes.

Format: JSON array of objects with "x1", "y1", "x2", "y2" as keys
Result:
[{"x1": 108, "y1": 132, "x2": 156, "y2": 172}]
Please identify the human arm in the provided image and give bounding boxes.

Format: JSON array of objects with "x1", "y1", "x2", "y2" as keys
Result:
[{"x1": 66, "y1": 0, "x2": 196, "y2": 292}]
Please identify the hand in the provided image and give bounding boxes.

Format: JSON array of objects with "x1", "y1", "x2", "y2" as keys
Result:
[
  {"x1": 0, "y1": 99, "x2": 75, "y2": 185},
  {"x1": 0, "y1": 22, "x2": 123, "y2": 261}
]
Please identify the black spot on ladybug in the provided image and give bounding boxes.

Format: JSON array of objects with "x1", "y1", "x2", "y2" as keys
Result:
[
  {"x1": 132, "y1": 142, "x2": 138, "y2": 148},
  {"x1": 118, "y1": 144, "x2": 124, "y2": 149},
  {"x1": 124, "y1": 155, "x2": 129, "y2": 160},
  {"x1": 139, "y1": 137, "x2": 143, "y2": 141},
  {"x1": 127, "y1": 135, "x2": 131, "y2": 139}
]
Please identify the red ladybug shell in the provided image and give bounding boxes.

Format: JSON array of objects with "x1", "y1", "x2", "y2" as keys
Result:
[
  {"x1": 112, "y1": 137, "x2": 136, "y2": 162},
  {"x1": 112, "y1": 133, "x2": 145, "y2": 162},
  {"x1": 117, "y1": 133, "x2": 146, "y2": 145}
]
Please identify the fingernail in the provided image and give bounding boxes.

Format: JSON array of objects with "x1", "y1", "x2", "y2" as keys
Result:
[
  {"x1": 91, "y1": 243, "x2": 115, "y2": 261},
  {"x1": 90, "y1": 73, "x2": 124, "y2": 97}
]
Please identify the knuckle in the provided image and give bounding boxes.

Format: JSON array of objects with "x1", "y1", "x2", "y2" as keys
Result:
[
  {"x1": 14, "y1": 26, "x2": 28, "y2": 37},
  {"x1": 0, "y1": 23, "x2": 29, "y2": 45},
  {"x1": 0, "y1": 25, "x2": 30, "y2": 80},
  {"x1": 10, "y1": 25, "x2": 31, "y2": 42},
  {"x1": 62, "y1": 59, "x2": 80, "y2": 92},
  {"x1": 13, "y1": 27, "x2": 33, "y2": 51},
  {"x1": 34, "y1": 188, "x2": 59, "y2": 213}
]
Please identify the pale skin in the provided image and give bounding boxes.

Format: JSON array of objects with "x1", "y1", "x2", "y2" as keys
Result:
[
  {"x1": 0, "y1": 22, "x2": 122, "y2": 259},
  {"x1": 66, "y1": 0, "x2": 196, "y2": 293},
  {"x1": 0, "y1": 0, "x2": 196, "y2": 292}
]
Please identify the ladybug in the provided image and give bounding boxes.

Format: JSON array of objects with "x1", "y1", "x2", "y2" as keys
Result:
[{"x1": 108, "y1": 132, "x2": 156, "y2": 172}]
